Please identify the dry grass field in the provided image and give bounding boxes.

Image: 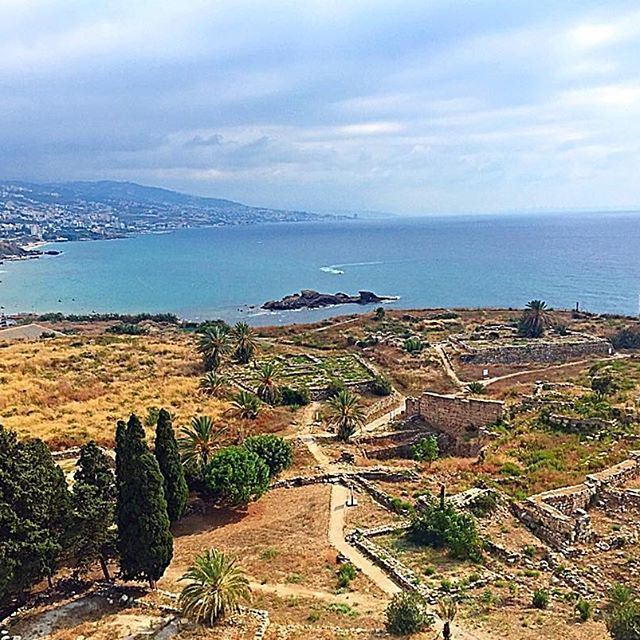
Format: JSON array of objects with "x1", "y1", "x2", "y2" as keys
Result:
[{"x1": 0, "y1": 329, "x2": 292, "y2": 448}]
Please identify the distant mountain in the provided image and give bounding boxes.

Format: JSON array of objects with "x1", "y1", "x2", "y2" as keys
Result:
[{"x1": 0, "y1": 180, "x2": 328, "y2": 244}]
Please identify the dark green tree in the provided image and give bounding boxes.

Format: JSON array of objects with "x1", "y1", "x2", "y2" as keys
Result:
[
  {"x1": 0, "y1": 425, "x2": 72, "y2": 603},
  {"x1": 116, "y1": 414, "x2": 173, "y2": 588},
  {"x1": 72, "y1": 441, "x2": 117, "y2": 579},
  {"x1": 204, "y1": 446, "x2": 269, "y2": 506},
  {"x1": 232, "y1": 321, "x2": 257, "y2": 364},
  {"x1": 517, "y1": 300, "x2": 550, "y2": 338},
  {"x1": 243, "y1": 435, "x2": 293, "y2": 478},
  {"x1": 198, "y1": 325, "x2": 230, "y2": 371},
  {"x1": 155, "y1": 409, "x2": 188, "y2": 523}
]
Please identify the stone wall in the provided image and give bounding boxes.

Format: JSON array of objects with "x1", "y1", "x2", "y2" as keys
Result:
[
  {"x1": 405, "y1": 391, "x2": 504, "y2": 454},
  {"x1": 456, "y1": 335, "x2": 612, "y2": 365},
  {"x1": 514, "y1": 454, "x2": 640, "y2": 549}
]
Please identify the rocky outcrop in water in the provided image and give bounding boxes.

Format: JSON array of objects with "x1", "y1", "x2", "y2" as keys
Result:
[{"x1": 262, "y1": 289, "x2": 396, "y2": 311}]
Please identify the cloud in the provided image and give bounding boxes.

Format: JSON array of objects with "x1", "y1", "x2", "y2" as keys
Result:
[{"x1": 1, "y1": 1, "x2": 640, "y2": 213}]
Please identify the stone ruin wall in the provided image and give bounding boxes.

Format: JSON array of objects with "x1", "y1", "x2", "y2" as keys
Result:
[
  {"x1": 406, "y1": 391, "x2": 504, "y2": 442},
  {"x1": 515, "y1": 453, "x2": 640, "y2": 548},
  {"x1": 457, "y1": 337, "x2": 612, "y2": 365}
]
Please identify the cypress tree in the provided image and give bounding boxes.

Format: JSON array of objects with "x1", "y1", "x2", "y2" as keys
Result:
[
  {"x1": 154, "y1": 409, "x2": 188, "y2": 523},
  {"x1": 0, "y1": 425, "x2": 72, "y2": 602},
  {"x1": 72, "y1": 441, "x2": 117, "y2": 579},
  {"x1": 116, "y1": 414, "x2": 173, "y2": 588}
]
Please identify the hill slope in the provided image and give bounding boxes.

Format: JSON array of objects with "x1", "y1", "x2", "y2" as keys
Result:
[{"x1": 0, "y1": 180, "x2": 325, "y2": 242}]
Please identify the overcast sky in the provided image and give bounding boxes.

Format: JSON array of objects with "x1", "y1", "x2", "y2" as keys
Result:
[{"x1": 2, "y1": 1, "x2": 640, "y2": 214}]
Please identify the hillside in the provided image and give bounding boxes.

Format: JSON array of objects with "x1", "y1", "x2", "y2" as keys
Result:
[
  {"x1": 0, "y1": 240, "x2": 29, "y2": 258},
  {"x1": 0, "y1": 180, "x2": 325, "y2": 243}
]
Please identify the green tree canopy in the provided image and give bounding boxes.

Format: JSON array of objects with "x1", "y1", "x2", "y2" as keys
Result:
[
  {"x1": 0, "y1": 425, "x2": 72, "y2": 603},
  {"x1": 232, "y1": 321, "x2": 257, "y2": 364},
  {"x1": 327, "y1": 389, "x2": 365, "y2": 441},
  {"x1": 71, "y1": 441, "x2": 117, "y2": 580},
  {"x1": 116, "y1": 414, "x2": 173, "y2": 587},
  {"x1": 517, "y1": 300, "x2": 550, "y2": 338},
  {"x1": 155, "y1": 409, "x2": 189, "y2": 523},
  {"x1": 243, "y1": 435, "x2": 293, "y2": 478},
  {"x1": 204, "y1": 446, "x2": 269, "y2": 506}
]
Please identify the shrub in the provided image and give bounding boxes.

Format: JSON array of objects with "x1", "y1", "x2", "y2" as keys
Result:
[
  {"x1": 410, "y1": 496, "x2": 483, "y2": 562},
  {"x1": 607, "y1": 597, "x2": 640, "y2": 640},
  {"x1": 385, "y1": 591, "x2": 433, "y2": 635},
  {"x1": 610, "y1": 327, "x2": 640, "y2": 349},
  {"x1": 107, "y1": 322, "x2": 147, "y2": 335},
  {"x1": 280, "y1": 385, "x2": 311, "y2": 406},
  {"x1": 374, "y1": 307, "x2": 385, "y2": 321},
  {"x1": 575, "y1": 598, "x2": 592, "y2": 622},
  {"x1": 326, "y1": 378, "x2": 346, "y2": 398},
  {"x1": 404, "y1": 337, "x2": 424, "y2": 354},
  {"x1": 468, "y1": 491, "x2": 499, "y2": 517},
  {"x1": 532, "y1": 588, "x2": 549, "y2": 609},
  {"x1": 411, "y1": 436, "x2": 439, "y2": 464},
  {"x1": 337, "y1": 562, "x2": 357, "y2": 588},
  {"x1": 204, "y1": 446, "x2": 270, "y2": 506},
  {"x1": 466, "y1": 381, "x2": 486, "y2": 395},
  {"x1": 243, "y1": 435, "x2": 293, "y2": 478},
  {"x1": 371, "y1": 375, "x2": 393, "y2": 396}
]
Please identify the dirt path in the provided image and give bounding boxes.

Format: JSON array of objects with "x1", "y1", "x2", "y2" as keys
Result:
[
  {"x1": 251, "y1": 579, "x2": 382, "y2": 609},
  {"x1": 434, "y1": 342, "x2": 464, "y2": 388},
  {"x1": 359, "y1": 395, "x2": 406, "y2": 435},
  {"x1": 481, "y1": 352, "x2": 629, "y2": 387},
  {"x1": 328, "y1": 484, "x2": 401, "y2": 596}
]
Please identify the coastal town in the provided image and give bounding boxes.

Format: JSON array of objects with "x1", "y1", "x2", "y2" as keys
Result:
[
  {"x1": 0, "y1": 181, "x2": 322, "y2": 252},
  {"x1": 2, "y1": 302, "x2": 640, "y2": 639}
]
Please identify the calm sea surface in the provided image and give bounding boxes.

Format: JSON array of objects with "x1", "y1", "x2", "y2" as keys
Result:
[{"x1": 2, "y1": 214, "x2": 640, "y2": 325}]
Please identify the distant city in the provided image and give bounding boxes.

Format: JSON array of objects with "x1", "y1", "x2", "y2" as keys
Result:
[{"x1": 0, "y1": 180, "x2": 325, "y2": 247}]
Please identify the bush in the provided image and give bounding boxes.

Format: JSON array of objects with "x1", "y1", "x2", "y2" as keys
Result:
[
  {"x1": 243, "y1": 435, "x2": 293, "y2": 478},
  {"x1": 466, "y1": 382, "x2": 486, "y2": 395},
  {"x1": 326, "y1": 378, "x2": 346, "y2": 398},
  {"x1": 532, "y1": 588, "x2": 549, "y2": 609},
  {"x1": 410, "y1": 496, "x2": 483, "y2": 562},
  {"x1": 280, "y1": 386, "x2": 311, "y2": 406},
  {"x1": 404, "y1": 338, "x2": 424, "y2": 354},
  {"x1": 411, "y1": 436, "x2": 439, "y2": 464},
  {"x1": 204, "y1": 446, "x2": 270, "y2": 506},
  {"x1": 371, "y1": 375, "x2": 393, "y2": 396},
  {"x1": 468, "y1": 491, "x2": 499, "y2": 517},
  {"x1": 385, "y1": 591, "x2": 433, "y2": 635},
  {"x1": 106, "y1": 322, "x2": 147, "y2": 335},
  {"x1": 575, "y1": 598, "x2": 592, "y2": 622},
  {"x1": 337, "y1": 562, "x2": 357, "y2": 588},
  {"x1": 607, "y1": 601, "x2": 640, "y2": 640},
  {"x1": 610, "y1": 327, "x2": 640, "y2": 349}
]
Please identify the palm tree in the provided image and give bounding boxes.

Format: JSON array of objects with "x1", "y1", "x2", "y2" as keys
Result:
[
  {"x1": 437, "y1": 596, "x2": 458, "y2": 640},
  {"x1": 199, "y1": 371, "x2": 228, "y2": 398},
  {"x1": 179, "y1": 548, "x2": 251, "y2": 625},
  {"x1": 517, "y1": 300, "x2": 550, "y2": 338},
  {"x1": 327, "y1": 389, "x2": 365, "y2": 441},
  {"x1": 255, "y1": 361, "x2": 281, "y2": 405},
  {"x1": 198, "y1": 325, "x2": 230, "y2": 371},
  {"x1": 233, "y1": 390, "x2": 262, "y2": 420},
  {"x1": 179, "y1": 415, "x2": 226, "y2": 472},
  {"x1": 232, "y1": 321, "x2": 257, "y2": 364}
]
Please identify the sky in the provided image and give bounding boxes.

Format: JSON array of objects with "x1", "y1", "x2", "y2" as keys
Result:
[{"x1": 2, "y1": 1, "x2": 640, "y2": 215}]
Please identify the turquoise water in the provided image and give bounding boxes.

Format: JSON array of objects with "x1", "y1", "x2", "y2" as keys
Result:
[{"x1": 2, "y1": 214, "x2": 640, "y2": 325}]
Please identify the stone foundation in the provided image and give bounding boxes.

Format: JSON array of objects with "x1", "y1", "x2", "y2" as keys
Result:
[
  {"x1": 404, "y1": 390, "x2": 504, "y2": 456},
  {"x1": 514, "y1": 453, "x2": 640, "y2": 549},
  {"x1": 454, "y1": 333, "x2": 612, "y2": 365}
]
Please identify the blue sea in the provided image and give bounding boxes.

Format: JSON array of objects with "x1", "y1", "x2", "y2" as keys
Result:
[{"x1": 2, "y1": 213, "x2": 640, "y2": 325}]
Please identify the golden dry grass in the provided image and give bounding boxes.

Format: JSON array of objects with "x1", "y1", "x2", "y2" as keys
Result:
[{"x1": 0, "y1": 331, "x2": 290, "y2": 448}]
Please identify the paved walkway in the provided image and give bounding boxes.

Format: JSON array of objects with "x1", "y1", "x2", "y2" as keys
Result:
[{"x1": 328, "y1": 484, "x2": 401, "y2": 596}]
